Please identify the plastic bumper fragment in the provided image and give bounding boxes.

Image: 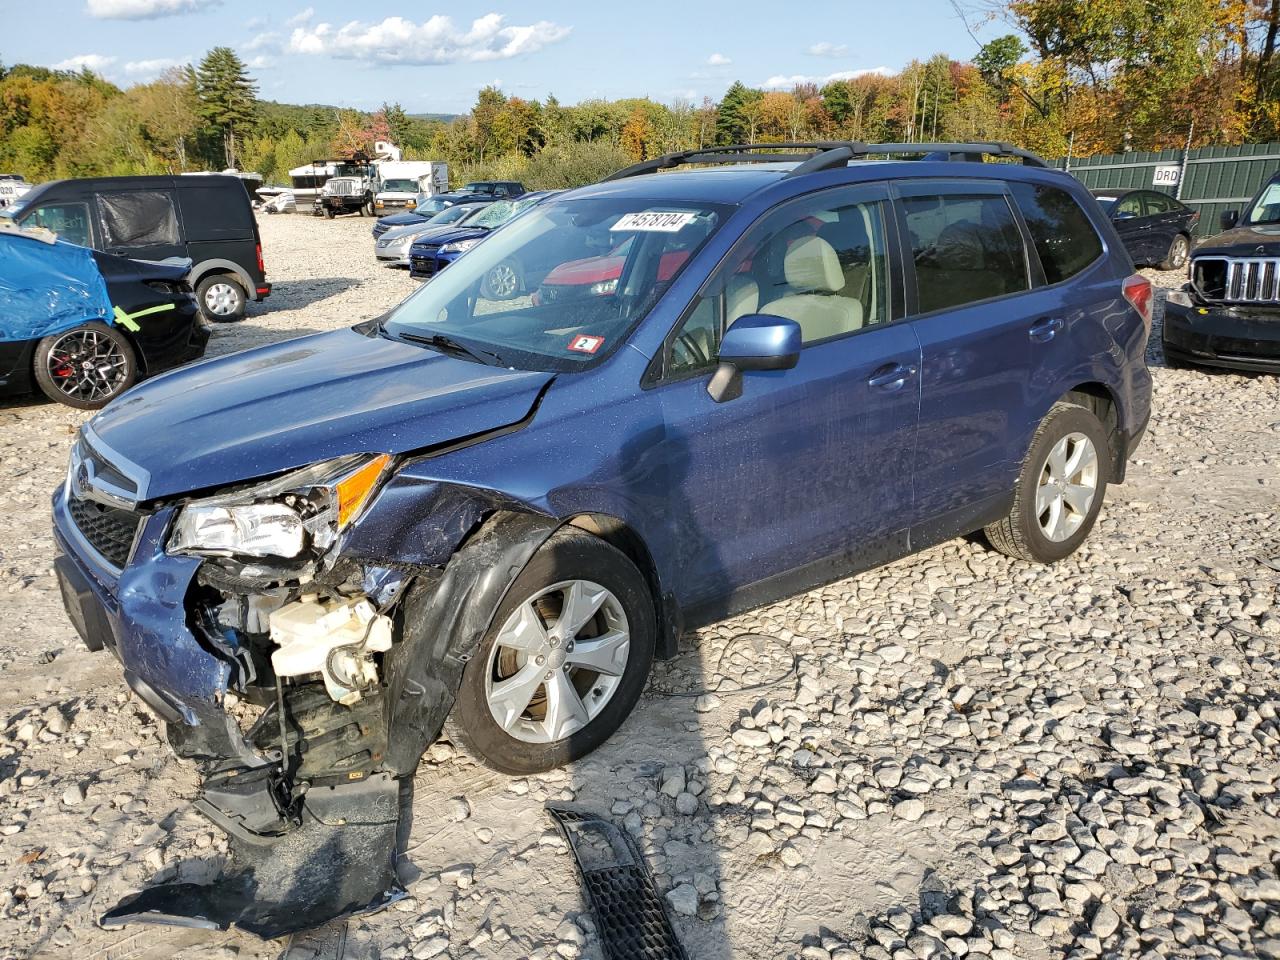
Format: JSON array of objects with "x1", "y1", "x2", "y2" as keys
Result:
[{"x1": 100, "y1": 773, "x2": 406, "y2": 939}]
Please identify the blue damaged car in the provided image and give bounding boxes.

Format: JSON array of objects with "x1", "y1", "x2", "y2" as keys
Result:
[{"x1": 54, "y1": 142, "x2": 1152, "y2": 936}]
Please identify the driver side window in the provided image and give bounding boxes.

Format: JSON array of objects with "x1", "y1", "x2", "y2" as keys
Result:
[{"x1": 665, "y1": 192, "x2": 890, "y2": 378}]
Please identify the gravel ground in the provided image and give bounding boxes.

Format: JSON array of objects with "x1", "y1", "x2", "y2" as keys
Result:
[{"x1": 0, "y1": 213, "x2": 1277, "y2": 960}]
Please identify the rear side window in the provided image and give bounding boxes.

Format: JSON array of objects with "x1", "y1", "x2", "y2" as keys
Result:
[
  {"x1": 903, "y1": 194, "x2": 1029, "y2": 314},
  {"x1": 97, "y1": 190, "x2": 179, "y2": 247},
  {"x1": 1009, "y1": 183, "x2": 1105, "y2": 285},
  {"x1": 1142, "y1": 192, "x2": 1176, "y2": 214},
  {"x1": 178, "y1": 183, "x2": 252, "y2": 239}
]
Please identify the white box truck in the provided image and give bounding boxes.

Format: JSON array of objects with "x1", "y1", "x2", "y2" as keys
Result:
[{"x1": 374, "y1": 161, "x2": 448, "y2": 214}]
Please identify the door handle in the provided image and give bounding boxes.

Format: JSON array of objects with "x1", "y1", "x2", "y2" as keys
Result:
[
  {"x1": 867, "y1": 362, "x2": 916, "y2": 390},
  {"x1": 1029, "y1": 317, "x2": 1064, "y2": 342}
]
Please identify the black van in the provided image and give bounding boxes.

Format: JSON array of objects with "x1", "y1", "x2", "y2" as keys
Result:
[{"x1": 7, "y1": 174, "x2": 270, "y2": 322}]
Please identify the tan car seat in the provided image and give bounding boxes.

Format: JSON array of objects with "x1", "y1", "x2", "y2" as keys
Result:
[{"x1": 759, "y1": 235, "x2": 862, "y2": 341}]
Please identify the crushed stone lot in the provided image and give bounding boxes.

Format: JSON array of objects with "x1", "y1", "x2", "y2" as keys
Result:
[{"x1": 0, "y1": 213, "x2": 1278, "y2": 960}]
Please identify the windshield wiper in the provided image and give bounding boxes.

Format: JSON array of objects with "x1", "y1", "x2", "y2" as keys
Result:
[{"x1": 395, "y1": 330, "x2": 505, "y2": 365}]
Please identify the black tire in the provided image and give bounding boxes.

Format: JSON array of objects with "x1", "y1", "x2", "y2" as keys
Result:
[
  {"x1": 33, "y1": 322, "x2": 137, "y2": 410},
  {"x1": 1159, "y1": 233, "x2": 1190, "y2": 272},
  {"x1": 445, "y1": 529, "x2": 656, "y2": 775},
  {"x1": 324, "y1": 206, "x2": 336, "y2": 220},
  {"x1": 196, "y1": 274, "x2": 247, "y2": 323},
  {"x1": 984, "y1": 401, "x2": 1111, "y2": 563}
]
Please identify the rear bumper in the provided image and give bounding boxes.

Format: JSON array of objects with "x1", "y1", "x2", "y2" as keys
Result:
[
  {"x1": 253, "y1": 281, "x2": 271, "y2": 302},
  {"x1": 1163, "y1": 299, "x2": 1280, "y2": 373}
]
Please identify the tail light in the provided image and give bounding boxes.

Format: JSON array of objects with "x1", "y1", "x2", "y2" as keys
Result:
[
  {"x1": 256, "y1": 242, "x2": 265, "y2": 277},
  {"x1": 1122, "y1": 274, "x2": 1154, "y2": 332}
]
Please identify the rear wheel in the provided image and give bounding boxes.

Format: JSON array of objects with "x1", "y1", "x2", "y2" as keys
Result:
[
  {"x1": 445, "y1": 529, "x2": 656, "y2": 775},
  {"x1": 984, "y1": 401, "x2": 1111, "y2": 563},
  {"x1": 33, "y1": 323, "x2": 136, "y2": 410},
  {"x1": 196, "y1": 274, "x2": 246, "y2": 323},
  {"x1": 1160, "y1": 234, "x2": 1190, "y2": 271}
]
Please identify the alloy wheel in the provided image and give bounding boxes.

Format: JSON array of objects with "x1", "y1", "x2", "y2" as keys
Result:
[
  {"x1": 1170, "y1": 235, "x2": 1189, "y2": 269},
  {"x1": 45, "y1": 328, "x2": 129, "y2": 404},
  {"x1": 1036, "y1": 432, "x2": 1099, "y2": 542},
  {"x1": 486, "y1": 262, "x2": 520, "y2": 299},
  {"x1": 484, "y1": 579, "x2": 630, "y2": 744}
]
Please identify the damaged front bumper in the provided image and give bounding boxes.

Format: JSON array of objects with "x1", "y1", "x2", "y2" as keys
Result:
[
  {"x1": 52, "y1": 477, "x2": 560, "y2": 938},
  {"x1": 54, "y1": 487, "x2": 409, "y2": 935},
  {"x1": 1163, "y1": 289, "x2": 1280, "y2": 373}
]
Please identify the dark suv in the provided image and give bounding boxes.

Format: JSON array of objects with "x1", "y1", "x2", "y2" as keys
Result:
[
  {"x1": 1163, "y1": 170, "x2": 1280, "y2": 372},
  {"x1": 6, "y1": 174, "x2": 270, "y2": 323},
  {"x1": 56, "y1": 142, "x2": 1151, "y2": 936}
]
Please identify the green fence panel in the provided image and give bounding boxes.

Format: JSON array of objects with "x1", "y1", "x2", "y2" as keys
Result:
[{"x1": 1050, "y1": 142, "x2": 1280, "y2": 238}]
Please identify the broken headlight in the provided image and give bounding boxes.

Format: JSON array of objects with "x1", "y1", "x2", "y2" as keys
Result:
[{"x1": 168, "y1": 453, "x2": 391, "y2": 559}]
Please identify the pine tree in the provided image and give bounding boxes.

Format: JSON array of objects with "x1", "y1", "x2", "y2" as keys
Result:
[
  {"x1": 194, "y1": 47, "x2": 257, "y2": 168},
  {"x1": 716, "y1": 81, "x2": 761, "y2": 144}
]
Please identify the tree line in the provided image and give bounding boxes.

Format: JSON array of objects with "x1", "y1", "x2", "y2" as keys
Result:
[{"x1": 1, "y1": 0, "x2": 1277, "y2": 190}]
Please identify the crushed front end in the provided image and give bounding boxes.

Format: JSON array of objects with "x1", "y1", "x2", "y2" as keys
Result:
[
  {"x1": 1163, "y1": 254, "x2": 1280, "y2": 373},
  {"x1": 53, "y1": 432, "x2": 421, "y2": 937}
]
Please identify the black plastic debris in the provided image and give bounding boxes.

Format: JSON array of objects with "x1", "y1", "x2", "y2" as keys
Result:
[
  {"x1": 100, "y1": 773, "x2": 406, "y2": 939},
  {"x1": 546, "y1": 804, "x2": 688, "y2": 960}
]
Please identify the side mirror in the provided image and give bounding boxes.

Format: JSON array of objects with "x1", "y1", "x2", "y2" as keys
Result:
[
  {"x1": 707, "y1": 314, "x2": 801, "y2": 403},
  {"x1": 1220, "y1": 210, "x2": 1239, "y2": 230}
]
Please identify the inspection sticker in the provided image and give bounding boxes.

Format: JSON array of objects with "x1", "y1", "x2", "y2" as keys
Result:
[
  {"x1": 611, "y1": 211, "x2": 697, "y2": 232},
  {"x1": 568, "y1": 334, "x2": 605, "y2": 354}
]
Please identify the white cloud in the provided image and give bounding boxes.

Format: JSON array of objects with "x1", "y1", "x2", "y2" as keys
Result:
[
  {"x1": 808, "y1": 42, "x2": 849, "y2": 58},
  {"x1": 761, "y1": 67, "x2": 891, "y2": 90},
  {"x1": 53, "y1": 53, "x2": 117, "y2": 71},
  {"x1": 247, "y1": 55, "x2": 275, "y2": 70},
  {"x1": 124, "y1": 57, "x2": 182, "y2": 76},
  {"x1": 707, "y1": 53, "x2": 731, "y2": 66},
  {"x1": 286, "y1": 6, "x2": 313, "y2": 26},
  {"x1": 289, "y1": 14, "x2": 571, "y2": 65},
  {"x1": 86, "y1": 0, "x2": 220, "y2": 19},
  {"x1": 245, "y1": 31, "x2": 282, "y2": 52}
]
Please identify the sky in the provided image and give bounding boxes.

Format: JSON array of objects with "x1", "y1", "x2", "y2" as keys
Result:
[{"x1": 5, "y1": 0, "x2": 1004, "y2": 114}]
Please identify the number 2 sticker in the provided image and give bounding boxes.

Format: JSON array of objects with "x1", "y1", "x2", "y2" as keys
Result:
[{"x1": 568, "y1": 334, "x2": 605, "y2": 354}]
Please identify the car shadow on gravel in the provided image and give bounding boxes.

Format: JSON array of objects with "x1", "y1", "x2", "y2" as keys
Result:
[{"x1": 260, "y1": 278, "x2": 362, "y2": 311}]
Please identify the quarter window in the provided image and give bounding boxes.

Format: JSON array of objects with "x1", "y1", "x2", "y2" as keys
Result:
[
  {"x1": 23, "y1": 202, "x2": 92, "y2": 247},
  {"x1": 1009, "y1": 182, "x2": 1105, "y2": 285},
  {"x1": 97, "y1": 190, "x2": 180, "y2": 247},
  {"x1": 902, "y1": 194, "x2": 1029, "y2": 314},
  {"x1": 666, "y1": 193, "x2": 891, "y2": 376}
]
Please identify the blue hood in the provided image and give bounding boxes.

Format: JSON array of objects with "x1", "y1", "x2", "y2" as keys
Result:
[
  {"x1": 87, "y1": 327, "x2": 554, "y2": 500},
  {"x1": 412, "y1": 225, "x2": 489, "y2": 251},
  {"x1": 377, "y1": 212, "x2": 428, "y2": 230}
]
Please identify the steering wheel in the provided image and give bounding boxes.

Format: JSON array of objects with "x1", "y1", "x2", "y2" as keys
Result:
[{"x1": 675, "y1": 331, "x2": 710, "y2": 367}]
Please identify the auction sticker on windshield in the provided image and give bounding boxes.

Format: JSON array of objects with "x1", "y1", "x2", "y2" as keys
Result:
[
  {"x1": 568, "y1": 334, "x2": 605, "y2": 354},
  {"x1": 612, "y1": 211, "x2": 697, "y2": 232}
]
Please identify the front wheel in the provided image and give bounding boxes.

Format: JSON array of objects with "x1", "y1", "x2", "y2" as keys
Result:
[
  {"x1": 33, "y1": 322, "x2": 137, "y2": 409},
  {"x1": 445, "y1": 529, "x2": 656, "y2": 775},
  {"x1": 1160, "y1": 234, "x2": 1190, "y2": 271},
  {"x1": 984, "y1": 401, "x2": 1111, "y2": 563},
  {"x1": 323, "y1": 206, "x2": 336, "y2": 220}
]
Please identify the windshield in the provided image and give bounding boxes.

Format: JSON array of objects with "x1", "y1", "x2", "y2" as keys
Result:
[
  {"x1": 468, "y1": 196, "x2": 539, "y2": 229},
  {"x1": 382, "y1": 197, "x2": 732, "y2": 371},
  {"x1": 1245, "y1": 182, "x2": 1280, "y2": 225},
  {"x1": 415, "y1": 197, "x2": 452, "y2": 215},
  {"x1": 380, "y1": 179, "x2": 417, "y2": 193},
  {"x1": 428, "y1": 204, "x2": 478, "y2": 225}
]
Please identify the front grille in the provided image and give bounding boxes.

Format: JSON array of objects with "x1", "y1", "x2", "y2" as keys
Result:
[
  {"x1": 1193, "y1": 257, "x2": 1280, "y2": 303},
  {"x1": 327, "y1": 181, "x2": 356, "y2": 197},
  {"x1": 68, "y1": 497, "x2": 143, "y2": 568},
  {"x1": 410, "y1": 256, "x2": 438, "y2": 278}
]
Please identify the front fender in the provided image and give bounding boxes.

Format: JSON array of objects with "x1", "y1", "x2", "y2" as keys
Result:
[{"x1": 378, "y1": 510, "x2": 562, "y2": 775}]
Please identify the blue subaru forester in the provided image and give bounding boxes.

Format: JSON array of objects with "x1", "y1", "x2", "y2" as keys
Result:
[{"x1": 54, "y1": 142, "x2": 1152, "y2": 935}]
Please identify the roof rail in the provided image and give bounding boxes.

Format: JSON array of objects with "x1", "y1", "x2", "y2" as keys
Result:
[{"x1": 602, "y1": 141, "x2": 1049, "y2": 182}]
